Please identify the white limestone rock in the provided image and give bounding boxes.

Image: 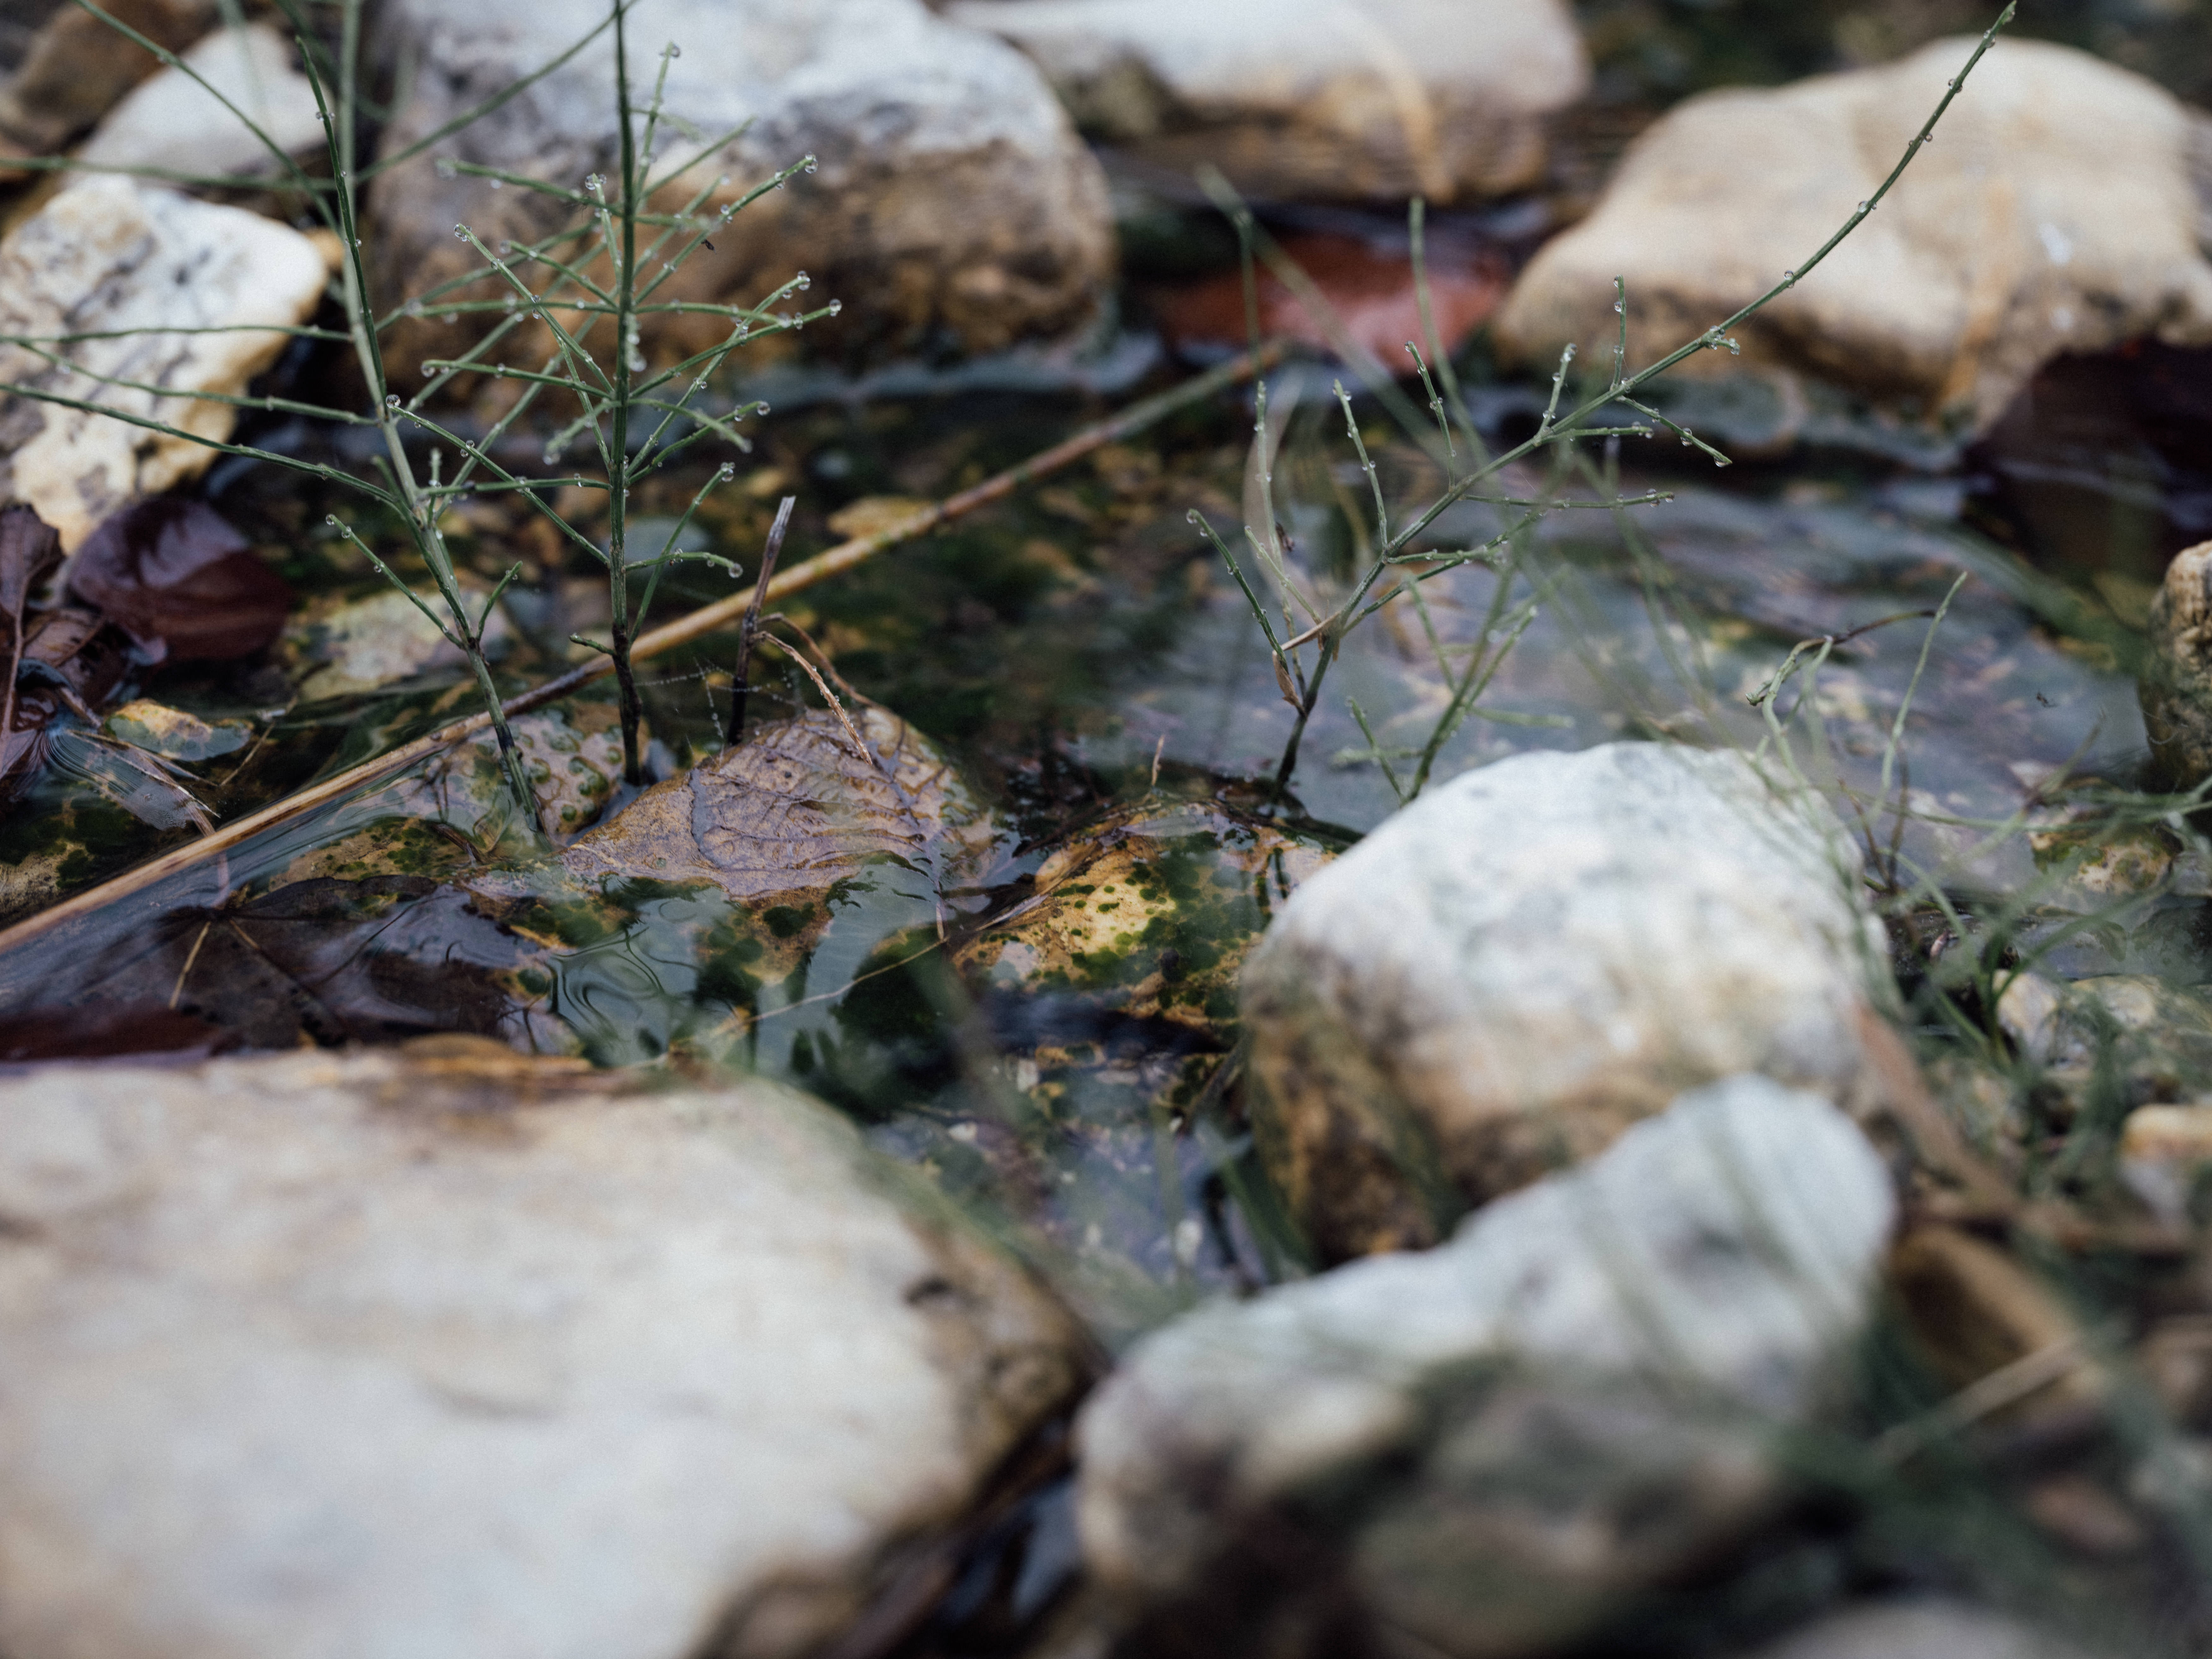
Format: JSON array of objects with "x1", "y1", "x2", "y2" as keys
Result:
[
  {"x1": 78, "y1": 21, "x2": 326, "y2": 183},
  {"x1": 1497, "y1": 38, "x2": 2212, "y2": 436},
  {"x1": 0, "y1": 175, "x2": 333, "y2": 548},
  {"x1": 0, "y1": 1045, "x2": 1086, "y2": 1659},
  {"x1": 1075, "y1": 1076, "x2": 1897, "y2": 1657},
  {"x1": 947, "y1": 0, "x2": 1588, "y2": 203},
  {"x1": 1241, "y1": 741, "x2": 1890, "y2": 1259},
  {"x1": 365, "y1": 0, "x2": 1114, "y2": 377}
]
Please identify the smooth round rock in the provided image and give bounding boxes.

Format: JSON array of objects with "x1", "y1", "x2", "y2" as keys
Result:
[{"x1": 1241, "y1": 741, "x2": 1891, "y2": 1259}]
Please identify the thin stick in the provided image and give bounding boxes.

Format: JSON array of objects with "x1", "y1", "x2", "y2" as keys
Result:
[
  {"x1": 0, "y1": 344, "x2": 1280, "y2": 960},
  {"x1": 727, "y1": 494, "x2": 794, "y2": 746}
]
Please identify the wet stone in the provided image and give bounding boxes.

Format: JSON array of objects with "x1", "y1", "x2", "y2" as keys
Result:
[
  {"x1": 76, "y1": 20, "x2": 324, "y2": 184},
  {"x1": 1240, "y1": 741, "x2": 1893, "y2": 1260},
  {"x1": 0, "y1": 1045, "x2": 1087, "y2": 1659},
  {"x1": 1074, "y1": 1076, "x2": 1896, "y2": 1659}
]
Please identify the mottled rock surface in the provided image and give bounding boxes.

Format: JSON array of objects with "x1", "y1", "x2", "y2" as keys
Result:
[
  {"x1": 1241, "y1": 741, "x2": 1888, "y2": 1258},
  {"x1": 1497, "y1": 38, "x2": 2212, "y2": 435},
  {"x1": 366, "y1": 0, "x2": 1114, "y2": 376},
  {"x1": 947, "y1": 0, "x2": 1587, "y2": 203},
  {"x1": 2142, "y1": 540, "x2": 2212, "y2": 787},
  {"x1": 1076, "y1": 1077, "x2": 1896, "y2": 1658},
  {"x1": 0, "y1": 176, "x2": 332, "y2": 548},
  {"x1": 0, "y1": 1045, "x2": 1085, "y2": 1659},
  {"x1": 78, "y1": 20, "x2": 325, "y2": 182}
]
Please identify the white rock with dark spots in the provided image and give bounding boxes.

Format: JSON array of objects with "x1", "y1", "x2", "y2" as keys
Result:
[
  {"x1": 0, "y1": 175, "x2": 333, "y2": 548},
  {"x1": 947, "y1": 0, "x2": 1588, "y2": 203},
  {"x1": 0, "y1": 1046, "x2": 1086, "y2": 1659},
  {"x1": 1076, "y1": 1076, "x2": 1897, "y2": 1657},
  {"x1": 1497, "y1": 38, "x2": 2212, "y2": 436},
  {"x1": 1240, "y1": 740, "x2": 1890, "y2": 1258}
]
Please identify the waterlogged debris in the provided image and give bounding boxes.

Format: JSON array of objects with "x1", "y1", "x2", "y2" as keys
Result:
[
  {"x1": 285, "y1": 581, "x2": 514, "y2": 702},
  {"x1": 1146, "y1": 229, "x2": 1508, "y2": 363},
  {"x1": 396, "y1": 707, "x2": 627, "y2": 843},
  {"x1": 1996, "y1": 971, "x2": 2212, "y2": 1109},
  {"x1": 67, "y1": 497, "x2": 292, "y2": 664},
  {"x1": 9, "y1": 873, "x2": 563, "y2": 1053},
  {"x1": 961, "y1": 803, "x2": 1334, "y2": 1042},
  {"x1": 825, "y1": 495, "x2": 935, "y2": 541},
  {"x1": 561, "y1": 705, "x2": 996, "y2": 904},
  {"x1": 1887, "y1": 1227, "x2": 2099, "y2": 1419},
  {"x1": 101, "y1": 699, "x2": 253, "y2": 763}
]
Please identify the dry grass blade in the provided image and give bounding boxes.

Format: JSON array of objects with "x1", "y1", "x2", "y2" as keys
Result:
[{"x1": 0, "y1": 344, "x2": 1279, "y2": 959}]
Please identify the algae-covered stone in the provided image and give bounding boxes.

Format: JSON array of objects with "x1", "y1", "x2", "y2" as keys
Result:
[
  {"x1": 960, "y1": 803, "x2": 1334, "y2": 1040},
  {"x1": 1241, "y1": 742, "x2": 1891, "y2": 1260},
  {"x1": 0, "y1": 1045, "x2": 1087, "y2": 1659}
]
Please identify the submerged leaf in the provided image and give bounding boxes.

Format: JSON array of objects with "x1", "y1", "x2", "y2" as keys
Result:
[
  {"x1": 561, "y1": 706, "x2": 996, "y2": 902},
  {"x1": 103, "y1": 699, "x2": 254, "y2": 762},
  {"x1": 284, "y1": 580, "x2": 511, "y2": 701},
  {"x1": 67, "y1": 497, "x2": 292, "y2": 664}
]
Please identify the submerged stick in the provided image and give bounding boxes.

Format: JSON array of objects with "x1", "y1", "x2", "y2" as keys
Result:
[{"x1": 0, "y1": 344, "x2": 1280, "y2": 958}]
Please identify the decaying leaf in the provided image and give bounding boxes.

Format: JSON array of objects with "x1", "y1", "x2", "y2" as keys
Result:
[
  {"x1": 284, "y1": 580, "x2": 512, "y2": 702},
  {"x1": 103, "y1": 698, "x2": 254, "y2": 762},
  {"x1": 959, "y1": 805, "x2": 1336, "y2": 1041},
  {"x1": 12, "y1": 873, "x2": 564, "y2": 1053},
  {"x1": 561, "y1": 705, "x2": 996, "y2": 903},
  {"x1": 66, "y1": 496, "x2": 292, "y2": 664}
]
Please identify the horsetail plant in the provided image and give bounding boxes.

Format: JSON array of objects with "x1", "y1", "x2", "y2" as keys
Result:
[
  {"x1": 1201, "y1": 0, "x2": 2018, "y2": 808},
  {"x1": 0, "y1": 0, "x2": 828, "y2": 826}
]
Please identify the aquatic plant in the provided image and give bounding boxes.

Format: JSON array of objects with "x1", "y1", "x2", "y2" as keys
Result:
[
  {"x1": 0, "y1": 0, "x2": 825, "y2": 820},
  {"x1": 1202, "y1": 1, "x2": 2021, "y2": 807}
]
